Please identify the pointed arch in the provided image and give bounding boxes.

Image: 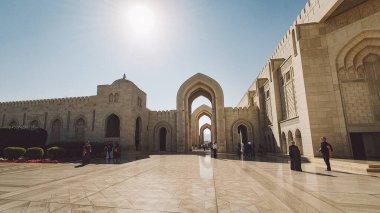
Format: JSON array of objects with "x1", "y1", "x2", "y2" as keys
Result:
[
  {"x1": 74, "y1": 116, "x2": 86, "y2": 141},
  {"x1": 281, "y1": 132, "x2": 287, "y2": 154},
  {"x1": 51, "y1": 118, "x2": 63, "y2": 143},
  {"x1": 176, "y1": 73, "x2": 226, "y2": 152},
  {"x1": 105, "y1": 114, "x2": 120, "y2": 138},
  {"x1": 153, "y1": 121, "x2": 173, "y2": 152},
  {"x1": 231, "y1": 119, "x2": 254, "y2": 153},
  {"x1": 199, "y1": 123, "x2": 212, "y2": 145},
  {"x1": 295, "y1": 129, "x2": 303, "y2": 155},
  {"x1": 191, "y1": 104, "x2": 212, "y2": 148},
  {"x1": 288, "y1": 130, "x2": 294, "y2": 144}
]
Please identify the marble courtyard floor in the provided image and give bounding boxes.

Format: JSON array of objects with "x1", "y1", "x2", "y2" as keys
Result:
[{"x1": 0, "y1": 154, "x2": 379, "y2": 212}]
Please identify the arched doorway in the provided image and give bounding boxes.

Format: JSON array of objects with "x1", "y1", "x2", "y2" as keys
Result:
[
  {"x1": 75, "y1": 118, "x2": 86, "y2": 141},
  {"x1": 159, "y1": 127, "x2": 167, "y2": 151},
  {"x1": 51, "y1": 119, "x2": 62, "y2": 142},
  {"x1": 281, "y1": 132, "x2": 287, "y2": 154},
  {"x1": 191, "y1": 105, "x2": 212, "y2": 148},
  {"x1": 153, "y1": 121, "x2": 173, "y2": 152},
  {"x1": 238, "y1": 125, "x2": 248, "y2": 145},
  {"x1": 199, "y1": 123, "x2": 211, "y2": 145},
  {"x1": 105, "y1": 114, "x2": 120, "y2": 138},
  {"x1": 335, "y1": 31, "x2": 380, "y2": 159},
  {"x1": 177, "y1": 73, "x2": 226, "y2": 152},
  {"x1": 288, "y1": 131, "x2": 294, "y2": 144},
  {"x1": 135, "y1": 117, "x2": 142, "y2": 151},
  {"x1": 295, "y1": 129, "x2": 303, "y2": 155}
]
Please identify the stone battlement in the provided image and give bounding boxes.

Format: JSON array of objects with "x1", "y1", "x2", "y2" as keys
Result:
[{"x1": 0, "y1": 96, "x2": 92, "y2": 107}]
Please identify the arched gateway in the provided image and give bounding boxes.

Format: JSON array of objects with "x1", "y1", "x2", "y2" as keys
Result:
[{"x1": 176, "y1": 73, "x2": 226, "y2": 152}]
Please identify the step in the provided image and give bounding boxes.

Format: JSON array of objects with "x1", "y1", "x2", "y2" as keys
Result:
[
  {"x1": 369, "y1": 164, "x2": 380, "y2": 168},
  {"x1": 367, "y1": 168, "x2": 380, "y2": 173}
]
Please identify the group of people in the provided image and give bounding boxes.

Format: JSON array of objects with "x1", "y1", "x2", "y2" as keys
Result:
[
  {"x1": 237, "y1": 141, "x2": 256, "y2": 160},
  {"x1": 80, "y1": 141, "x2": 122, "y2": 165},
  {"x1": 289, "y1": 136, "x2": 333, "y2": 172},
  {"x1": 104, "y1": 142, "x2": 121, "y2": 164}
]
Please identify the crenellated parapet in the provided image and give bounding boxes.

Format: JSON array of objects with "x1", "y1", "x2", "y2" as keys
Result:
[
  {"x1": 149, "y1": 110, "x2": 177, "y2": 120},
  {"x1": 225, "y1": 106, "x2": 253, "y2": 115},
  {"x1": 0, "y1": 96, "x2": 93, "y2": 107}
]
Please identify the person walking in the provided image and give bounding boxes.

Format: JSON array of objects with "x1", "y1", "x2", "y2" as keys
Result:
[
  {"x1": 82, "y1": 141, "x2": 92, "y2": 165},
  {"x1": 212, "y1": 142, "x2": 217, "y2": 159},
  {"x1": 247, "y1": 142, "x2": 253, "y2": 159},
  {"x1": 113, "y1": 142, "x2": 121, "y2": 164},
  {"x1": 289, "y1": 141, "x2": 302, "y2": 171},
  {"x1": 104, "y1": 142, "x2": 113, "y2": 163},
  {"x1": 319, "y1": 137, "x2": 333, "y2": 171}
]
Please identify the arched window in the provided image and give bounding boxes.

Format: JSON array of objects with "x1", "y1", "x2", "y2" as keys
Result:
[
  {"x1": 75, "y1": 118, "x2": 86, "y2": 141},
  {"x1": 105, "y1": 114, "x2": 120, "y2": 137},
  {"x1": 51, "y1": 119, "x2": 62, "y2": 142},
  {"x1": 135, "y1": 117, "x2": 142, "y2": 151},
  {"x1": 114, "y1": 93, "x2": 119, "y2": 102},
  {"x1": 159, "y1": 127, "x2": 167, "y2": 151},
  {"x1": 30, "y1": 120, "x2": 39, "y2": 128},
  {"x1": 109, "y1": 93, "x2": 114, "y2": 103}
]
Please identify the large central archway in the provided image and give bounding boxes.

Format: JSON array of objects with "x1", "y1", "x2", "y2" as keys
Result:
[{"x1": 177, "y1": 73, "x2": 226, "y2": 152}]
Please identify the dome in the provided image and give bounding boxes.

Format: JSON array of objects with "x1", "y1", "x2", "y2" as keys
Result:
[{"x1": 112, "y1": 74, "x2": 131, "y2": 85}]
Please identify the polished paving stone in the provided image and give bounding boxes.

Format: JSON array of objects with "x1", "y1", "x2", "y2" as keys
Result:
[{"x1": 0, "y1": 154, "x2": 380, "y2": 212}]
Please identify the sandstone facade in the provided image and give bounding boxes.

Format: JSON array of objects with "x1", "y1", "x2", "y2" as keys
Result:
[
  {"x1": 238, "y1": 0, "x2": 380, "y2": 159},
  {"x1": 1, "y1": 0, "x2": 379, "y2": 159}
]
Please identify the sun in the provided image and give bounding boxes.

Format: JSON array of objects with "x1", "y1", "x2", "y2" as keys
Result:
[{"x1": 128, "y1": 5, "x2": 156, "y2": 36}]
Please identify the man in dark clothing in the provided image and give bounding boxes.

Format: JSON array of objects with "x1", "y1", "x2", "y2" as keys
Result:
[
  {"x1": 319, "y1": 137, "x2": 333, "y2": 171},
  {"x1": 289, "y1": 141, "x2": 302, "y2": 171}
]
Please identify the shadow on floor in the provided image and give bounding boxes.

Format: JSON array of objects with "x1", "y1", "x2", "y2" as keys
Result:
[
  {"x1": 73, "y1": 154, "x2": 151, "y2": 168},
  {"x1": 302, "y1": 171, "x2": 337, "y2": 177}
]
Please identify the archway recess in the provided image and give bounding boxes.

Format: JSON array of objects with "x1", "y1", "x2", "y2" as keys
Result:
[
  {"x1": 153, "y1": 121, "x2": 173, "y2": 152},
  {"x1": 177, "y1": 73, "x2": 226, "y2": 152},
  {"x1": 199, "y1": 123, "x2": 212, "y2": 145},
  {"x1": 231, "y1": 120, "x2": 253, "y2": 153},
  {"x1": 281, "y1": 132, "x2": 287, "y2": 154},
  {"x1": 191, "y1": 105, "x2": 212, "y2": 148}
]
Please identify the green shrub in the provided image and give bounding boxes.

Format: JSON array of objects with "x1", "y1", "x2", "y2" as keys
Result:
[
  {"x1": 0, "y1": 128, "x2": 48, "y2": 156},
  {"x1": 3, "y1": 147, "x2": 26, "y2": 160},
  {"x1": 47, "y1": 147, "x2": 65, "y2": 160},
  {"x1": 25, "y1": 147, "x2": 44, "y2": 160}
]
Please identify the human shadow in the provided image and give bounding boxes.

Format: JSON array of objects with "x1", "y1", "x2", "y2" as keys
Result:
[
  {"x1": 302, "y1": 171, "x2": 337, "y2": 177},
  {"x1": 74, "y1": 164, "x2": 86, "y2": 168},
  {"x1": 72, "y1": 153, "x2": 150, "y2": 168}
]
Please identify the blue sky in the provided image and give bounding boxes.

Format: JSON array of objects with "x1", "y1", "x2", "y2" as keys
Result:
[{"x1": 0, "y1": 0, "x2": 306, "y2": 110}]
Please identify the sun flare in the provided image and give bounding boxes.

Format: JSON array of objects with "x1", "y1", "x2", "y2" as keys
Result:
[{"x1": 128, "y1": 5, "x2": 156, "y2": 36}]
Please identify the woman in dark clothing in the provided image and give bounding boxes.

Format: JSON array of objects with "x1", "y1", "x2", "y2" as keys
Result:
[{"x1": 289, "y1": 141, "x2": 302, "y2": 171}]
